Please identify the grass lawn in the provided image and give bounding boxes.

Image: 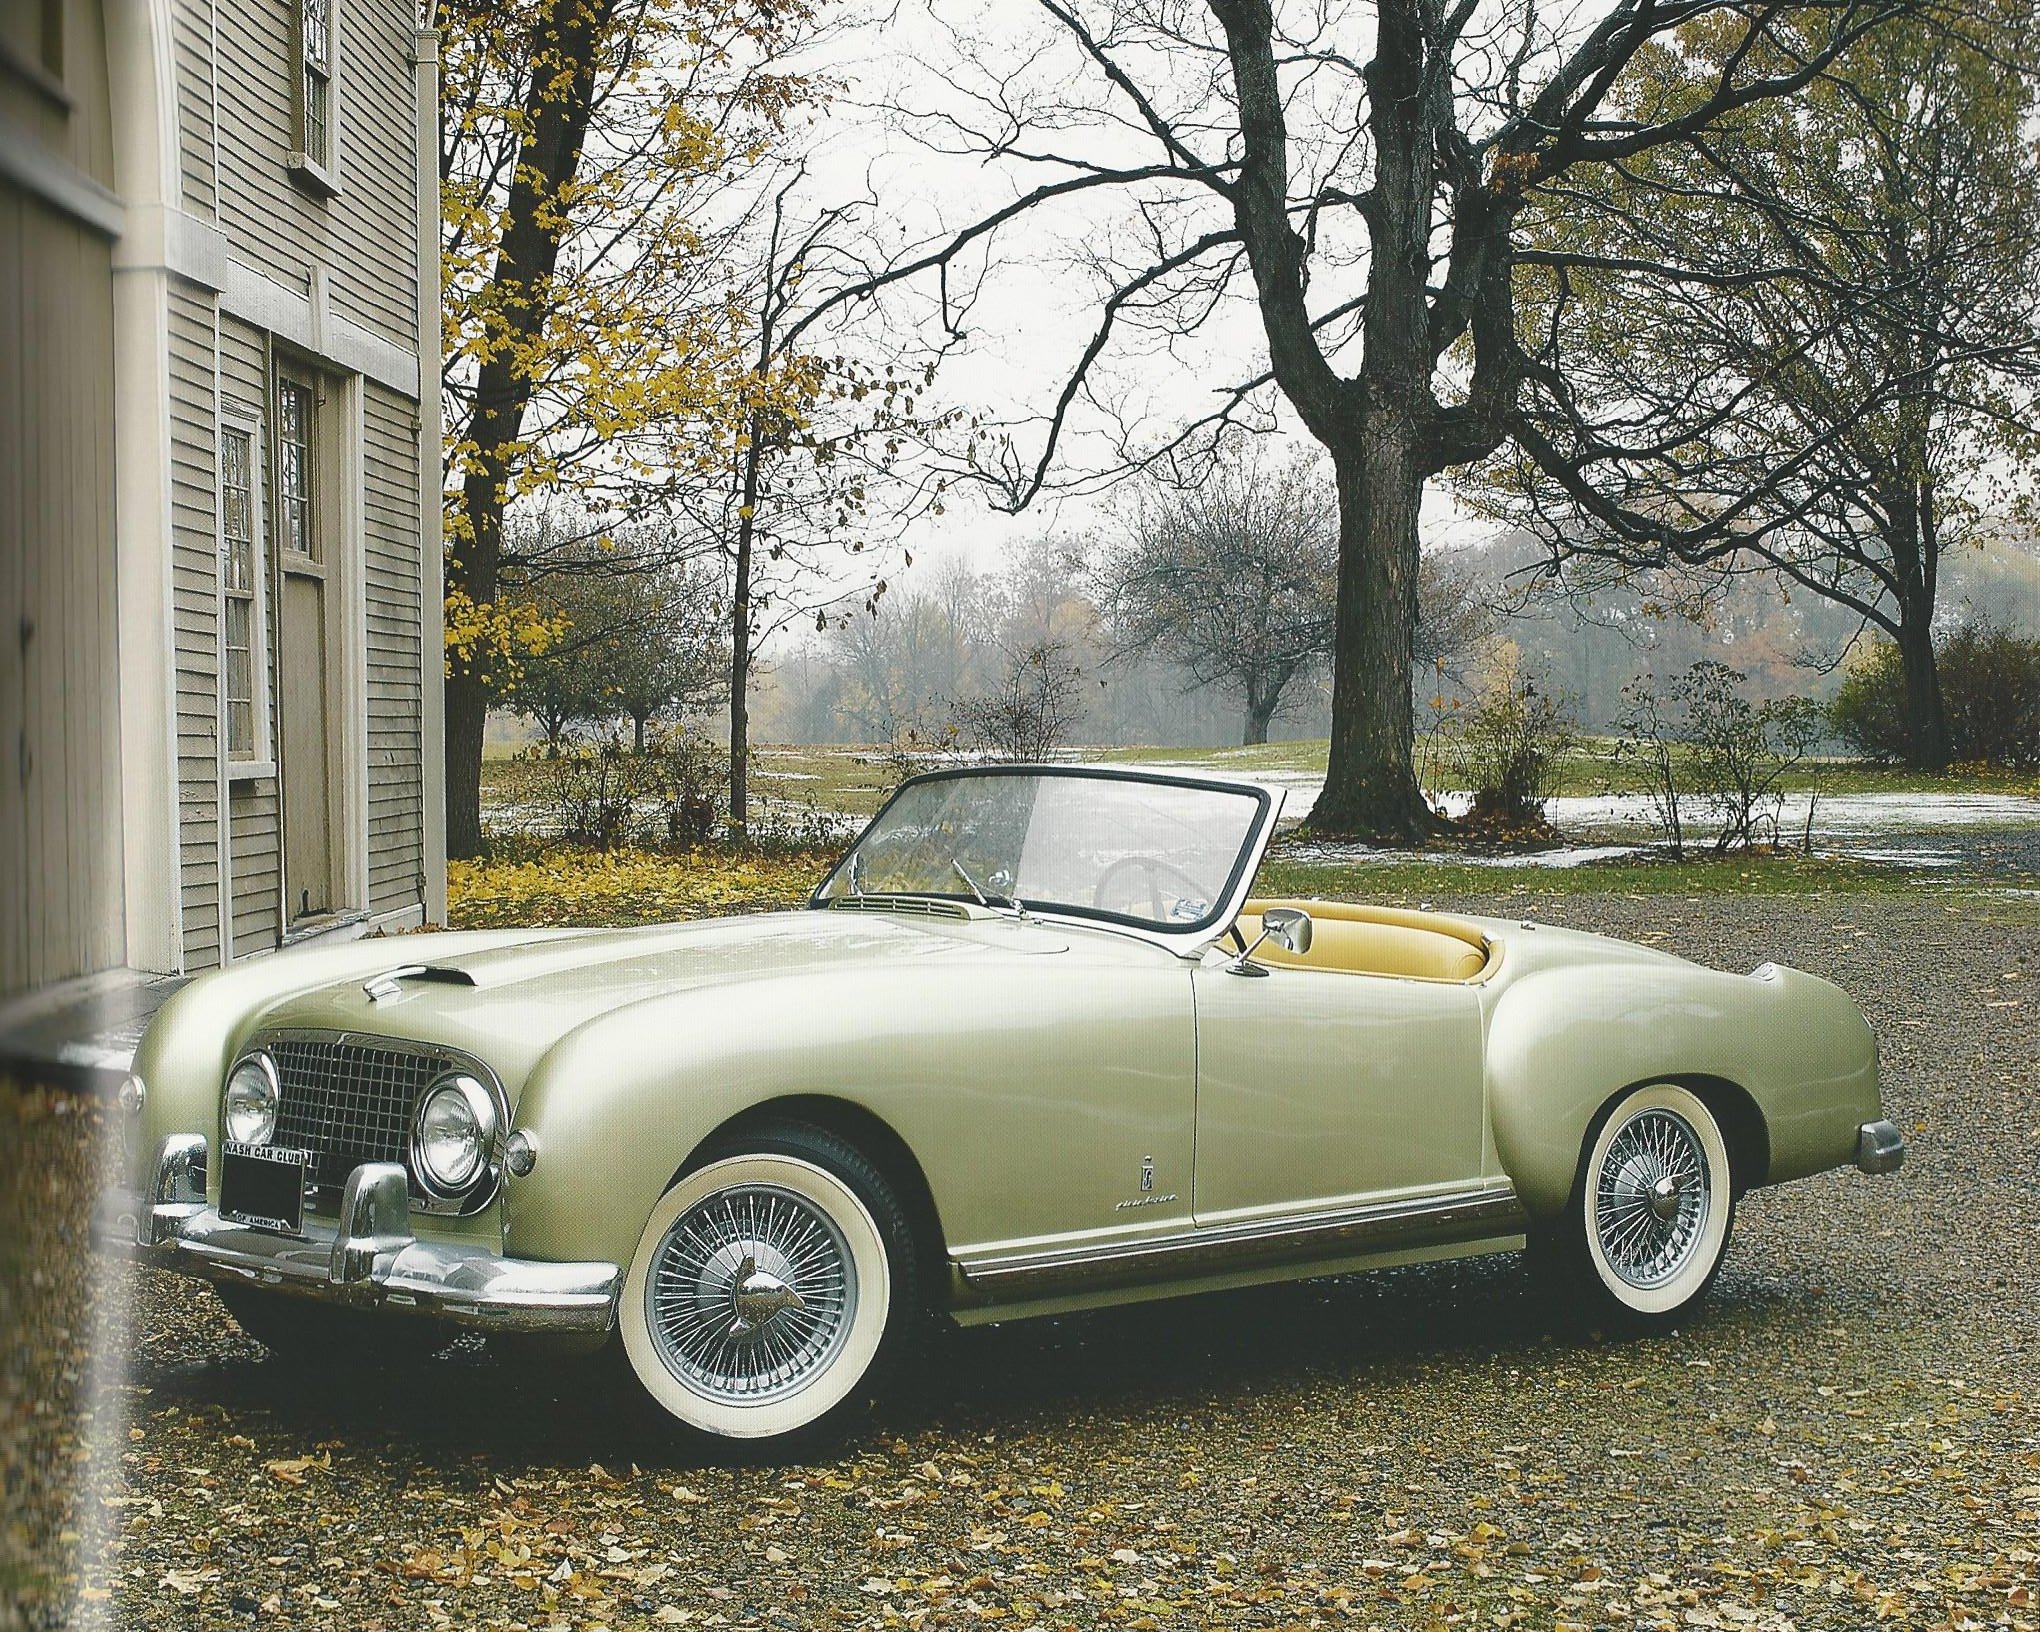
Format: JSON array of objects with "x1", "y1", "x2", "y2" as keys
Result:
[
  {"x1": 1091, "y1": 736, "x2": 2040, "y2": 799},
  {"x1": 480, "y1": 742, "x2": 901, "y2": 831},
  {"x1": 460, "y1": 736, "x2": 2036, "y2": 933},
  {"x1": 482, "y1": 738, "x2": 2040, "y2": 842},
  {"x1": 447, "y1": 840, "x2": 2034, "y2": 933}
]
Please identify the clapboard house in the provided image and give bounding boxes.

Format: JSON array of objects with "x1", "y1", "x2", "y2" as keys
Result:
[{"x1": 0, "y1": 0, "x2": 445, "y2": 1015}]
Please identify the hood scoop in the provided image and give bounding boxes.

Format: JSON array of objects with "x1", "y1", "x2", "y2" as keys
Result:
[{"x1": 361, "y1": 964, "x2": 479, "y2": 1002}]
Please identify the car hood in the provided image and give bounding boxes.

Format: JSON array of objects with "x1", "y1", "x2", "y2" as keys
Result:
[{"x1": 249, "y1": 905, "x2": 1116, "y2": 1082}]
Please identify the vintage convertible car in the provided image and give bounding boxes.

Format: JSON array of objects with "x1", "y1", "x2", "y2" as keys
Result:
[{"x1": 106, "y1": 764, "x2": 1904, "y2": 1449}]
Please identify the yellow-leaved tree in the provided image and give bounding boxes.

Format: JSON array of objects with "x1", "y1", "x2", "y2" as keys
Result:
[{"x1": 439, "y1": 0, "x2": 829, "y2": 857}]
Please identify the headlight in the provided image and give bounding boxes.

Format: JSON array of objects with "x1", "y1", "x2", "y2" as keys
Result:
[
  {"x1": 412, "y1": 1074, "x2": 498, "y2": 1194},
  {"x1": 223, "y1": 1054, "x2": 280, "y2": 1145}
]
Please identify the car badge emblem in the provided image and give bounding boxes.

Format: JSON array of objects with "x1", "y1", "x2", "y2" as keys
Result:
[{"x1": 1140, "y1": 1155, "x2": 1154, "y2": 1193}]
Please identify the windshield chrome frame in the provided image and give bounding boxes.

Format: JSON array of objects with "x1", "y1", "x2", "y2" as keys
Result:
[{"x1": 809, "y1": 763, "x2": 1286, "y2": 957}]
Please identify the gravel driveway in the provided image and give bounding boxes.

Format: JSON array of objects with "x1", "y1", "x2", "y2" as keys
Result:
[{"x1": 16, "y1": 893, "x2": 2040, "y2": 1631}]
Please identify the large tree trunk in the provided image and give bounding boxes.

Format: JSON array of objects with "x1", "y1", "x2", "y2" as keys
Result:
[
  {"x1": 1887, "y1": 480, "x2": 1950, "y2": 771},
  {"x1": 1242, "y1": 696, "x2": 1275, "y2": 746},
  {"x1": 1312, "y1": 438, "x2": 1433, "y2": 837},
  {"x1": 444, "y1": 673, "x2": 489, "y2": 859},
  {"x1": 441, "y1": 0, "x2": 616, "y2": 861},
  {"x1": 1895, "y1": 612, "x2": 1950, "y2": 771}
]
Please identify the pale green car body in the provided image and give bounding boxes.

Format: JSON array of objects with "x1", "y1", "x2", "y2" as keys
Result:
[{"x1": 115, "y1": 769, "x2": 1892, "y2": 1351}]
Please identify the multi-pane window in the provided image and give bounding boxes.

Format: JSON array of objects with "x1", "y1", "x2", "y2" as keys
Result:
[
  {"x1": 299, "y1": 0, "x2": 332, "y2": 170},
  {"x1": 221, "y1": 425, "x2": 265, "y2": 763},
  {"x1": 277, "y1": 379, "x2": 314, "y2": 559}
]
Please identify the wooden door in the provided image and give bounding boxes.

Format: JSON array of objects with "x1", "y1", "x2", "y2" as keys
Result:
[{"x1": 273, "y1": 371, "x2": 334, "y2": 923}]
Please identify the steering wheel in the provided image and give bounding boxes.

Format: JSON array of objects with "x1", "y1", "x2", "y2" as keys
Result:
[{"x1": 1092, "y1": 855, "x2": 1210, "y2": 921}]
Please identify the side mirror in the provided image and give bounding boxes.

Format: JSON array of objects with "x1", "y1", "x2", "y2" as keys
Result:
[
  {"x1": 1224, "y1": 907, "x2": 1313, "y2": 975},
  {"x1": 1260, "y1": 907, "x2": 1313, "y2": 956}
]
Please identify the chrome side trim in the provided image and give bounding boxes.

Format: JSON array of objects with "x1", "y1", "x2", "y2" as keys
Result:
[
  {"x1": 1855, "y1": 1120, "x2": 1906, "y2": 1175},
  {"x1": 956, "y1": 1185, "x2": 1526, "y2": 1303}
]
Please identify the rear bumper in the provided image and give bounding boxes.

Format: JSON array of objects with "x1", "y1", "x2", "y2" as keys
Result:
[
  {"x1": 1855, "y1": 1120, "x2": 1907, "y2": 1176},
  {"x1": 99, "y1": 1135, "x2": 619, "y2": 1334}
]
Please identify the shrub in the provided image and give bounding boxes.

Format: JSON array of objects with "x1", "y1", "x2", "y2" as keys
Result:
[
  {"x1": 1619, "y1": 662, "x2": 1821, "y2": 854},
  {"x1": 648, "y1": 726, "x2": 728, "y2": 847},
  {"x1": 522, "y1": 734, "x2": 660, "y2": 853},
  {"x1": 949, "y1": 641, "x2": 1086, "y2": 762},
  {"x1": 1943, "y1": 621, "x2": 2040, "y2": 768},
  {"x1": 1432, "y1": 666, "x2": 1575, "y2": 837},
  {"x1": 1829, "y1": 619, "x2": 2040, "y2": 768},
  {"x1": 1829, "y1": 642, "x2": 1910, "y2": 762},
  {"x1": 1613, "y1": 675, "x2": 1687, "y2": 857}
]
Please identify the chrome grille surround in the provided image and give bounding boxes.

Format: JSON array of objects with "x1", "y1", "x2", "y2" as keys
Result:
[{"x1": 240, "y1": 1029, "x2": 507, "y2": 1217}]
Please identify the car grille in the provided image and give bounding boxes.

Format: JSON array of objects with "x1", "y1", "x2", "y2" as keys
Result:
[{"x1": 266, "y1": 1035, "x2": 460, "y2": 1209}]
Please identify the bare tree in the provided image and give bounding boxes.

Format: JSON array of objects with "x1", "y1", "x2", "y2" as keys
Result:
[
  {"x1": 1098, "y1": 443, "x2": 1336, "y2": 745},
  {"x1": 950, "y1": 641, "x2": 1088, "y2": 761},
  {"x1": 1484, "y1": 3, "x2": 2040, "y2": 768},
  {"x1": 1414, "y1": 552, "x2": 1498, "y2": 682},
  {"x1": 500, "y1": 521, "x2": 729, "y2": 751},
  {"x1": 669, "y1": 174, "x2": 965, "y2": 835},
  {"x1": 802, "y1": 0, "x2": 1909, "y2": 836}
]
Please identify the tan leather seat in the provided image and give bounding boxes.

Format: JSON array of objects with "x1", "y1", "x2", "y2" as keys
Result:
[{"x1": 1237, "y1": 900, "x2": 1491, "y2": 982}]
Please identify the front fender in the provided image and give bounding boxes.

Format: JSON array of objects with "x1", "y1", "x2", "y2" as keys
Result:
[
  {"x1": 1486, "y1": 961, "x2": 1880, "y2": 1216},
  {"x1": 127, "y1": 930, "x2": 553, "y2": 1192},
  {"x1": 501, "y1": 958, "x2": 1197, "y2": 1270}
]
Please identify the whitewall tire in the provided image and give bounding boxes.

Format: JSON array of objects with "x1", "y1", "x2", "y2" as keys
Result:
[
  {"x1": 618, "y1": 1124, "x2": 917, "y2": 1448},
  {"x1": 1532, "y1": 1083, "x2": 1736, "y2": 1330}
]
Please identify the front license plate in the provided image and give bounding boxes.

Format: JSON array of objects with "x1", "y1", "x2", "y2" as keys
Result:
[{"x1": 218, "y1": 1142, "x2": 310, "y2": 1235}]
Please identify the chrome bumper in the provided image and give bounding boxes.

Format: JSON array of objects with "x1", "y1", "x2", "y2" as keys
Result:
[
  {"x1": 1856, "y1": 1119, "x2": 1907, "y2": 1175},
  {"x1": 99, "y1": 1135, "x2": 619, "y2": 1334}
]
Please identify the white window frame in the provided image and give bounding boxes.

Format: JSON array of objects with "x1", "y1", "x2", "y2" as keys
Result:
[
  {"x1": 289, "y1": 0, "x2": 341, "y2": 197},
  {"x1": 219, "y1": 407, "x2": 277, "y2": 780}
]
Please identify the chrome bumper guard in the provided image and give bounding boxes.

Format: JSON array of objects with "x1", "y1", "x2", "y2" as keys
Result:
[
  {"x1": 1855, "y1": 1119, "x2": 1907, "y2": 1175},
  {"x1": 99, "y1": 1135, "x2": 619, "y2": 1334}
]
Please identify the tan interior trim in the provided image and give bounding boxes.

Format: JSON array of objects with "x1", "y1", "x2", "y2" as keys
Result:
[{"x1": 1240, "y1": 899, "x2": 1494, "y2": 983}]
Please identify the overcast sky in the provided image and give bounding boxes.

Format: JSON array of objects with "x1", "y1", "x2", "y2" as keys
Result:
[{"x1": 773, "y1": 0, "x2": 1488, "y2": 596}]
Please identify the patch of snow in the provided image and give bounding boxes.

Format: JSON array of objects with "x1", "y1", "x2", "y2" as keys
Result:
[{"x1": 1276, "y1": 841, "x2": 1643, "y2": 869}]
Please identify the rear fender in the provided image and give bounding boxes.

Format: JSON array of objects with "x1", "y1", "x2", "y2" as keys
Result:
[{"x1": 1486, "y1": 962, "x2": 1879, "y2": 1216}]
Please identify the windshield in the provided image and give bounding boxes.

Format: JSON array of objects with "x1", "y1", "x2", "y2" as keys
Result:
[{"x1": 813, "y1": 769, "x2": 1270, "y2": 934}]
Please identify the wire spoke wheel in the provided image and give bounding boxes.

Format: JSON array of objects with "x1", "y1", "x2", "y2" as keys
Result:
[
  {"x1": 1593, "y1": 1108, "x2": 1710, "y2": 1289},
  {"x1": 647, "y1": 1183, "x2": 857, "y2": 1405},
  {"x1": 1537, "y1": 1082, "x2": 1738, "y2": 1327},
  {"x1": 619, "y1": 1129, "x2": 917, "y2": 1449}
]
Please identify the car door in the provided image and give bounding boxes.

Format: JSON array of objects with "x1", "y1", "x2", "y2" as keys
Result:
[{"x1": 1190, "y1": 957, "x2": 1487, "y2": 1227}]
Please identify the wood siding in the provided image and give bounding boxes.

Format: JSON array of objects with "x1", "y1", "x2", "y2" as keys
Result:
[
  {"x1": 4, "y1": 0, "x2": 430, "y2": 996},
  {"x1": 0, "y1": 0, "x2": 125, "y2": 1001},
  {"x1": 155, "y1": 0, "x2": 431, "y2": 962},
  {"x1": 210, "y1": 0, "x2": 419, "y2": 353},
  {"x1": 173, "y1": 0, "x2": 215, "y2": 220},
  {"x1": 168, "y1": 280, "x2": 222, "y2": 970},
  {"x1": 364, "y1": 382, "x2": 421, "y2": 914}
]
